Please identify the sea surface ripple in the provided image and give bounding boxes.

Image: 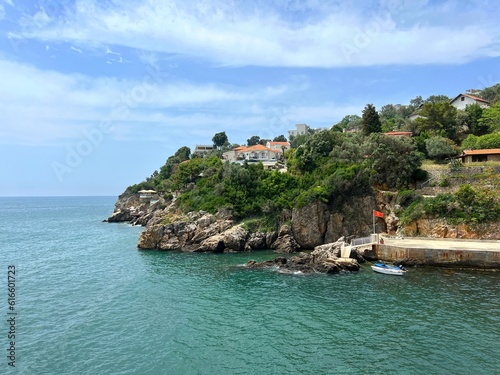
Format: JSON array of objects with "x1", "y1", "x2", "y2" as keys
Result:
[{"x1": 0, "y1": 197, "x2": 498, "y2": 374}]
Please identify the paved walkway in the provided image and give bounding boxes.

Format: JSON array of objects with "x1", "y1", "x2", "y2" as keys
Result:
[{"x1": 381, "y1": 237, "x2": 500, "y2": 252}]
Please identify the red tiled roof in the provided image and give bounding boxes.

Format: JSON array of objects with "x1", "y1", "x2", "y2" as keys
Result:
[
  {"x1": 268, "y1": 141, "x2": 290, "y2": 146},
  {"x1": 463, "y1": 148, "x2": 500, "y2": 156},
  {"x1": 450, "y1": 93, "x2": 490, "y2": 104}
]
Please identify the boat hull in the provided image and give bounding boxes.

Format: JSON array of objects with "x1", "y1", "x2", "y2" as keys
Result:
[{"x1": 371, "y1": 264, "x2": 406, "y2": 276}]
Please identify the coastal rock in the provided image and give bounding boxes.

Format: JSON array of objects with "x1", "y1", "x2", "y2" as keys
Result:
[
  {"x1": 266, "y1": 231, "x2": 278, "y2": 248},
  {"x1": 291, "y1": 197, "x2": 377, "y2": 249},
  {"x1": 247, "y1": 232, "x2": 267, "y2": 250},
  {"x1": 246, "y1": 240, "x2": 360, "y2": 274},
  {"x1": 271, "y1": 225, "x2": 300, "y2": 253},
  {"x1": 291, "y1": 202, "x2": 327, "y2": 248},
  {"x1": 222, "y1": 225, "x2": 249, "y2": 252},
  {"x1": 137, "y1": 225, "x2": 164, "y2": 249},
  {"x1": 311, "y1": 241, "x2": 342, "y2": 263},
  {"x1": 195, "y1": 235, "x2": 225, "y2": 253},
  {"x1": 107, "y1": 208, "x2": 134, "y2": 223}
]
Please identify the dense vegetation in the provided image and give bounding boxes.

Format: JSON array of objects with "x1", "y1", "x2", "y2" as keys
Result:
[
  {"x1": 400, "y1": 184, "x2": 500, "y2": 225},
  {"x1": 126, "y1": 83, "x2": 500, "y2": 227}
]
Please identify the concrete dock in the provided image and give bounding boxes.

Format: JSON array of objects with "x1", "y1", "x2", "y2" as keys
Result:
[{"x1": 375, "y1": 237, "x2": 500, "y2": 268}]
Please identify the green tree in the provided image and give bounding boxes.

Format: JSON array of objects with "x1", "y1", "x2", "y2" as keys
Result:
[
  {"x1": 379, "y1": 104, "x2": 401, "y2": 132},
  {"x1": 478, "y1": 102, "x2": 500, "y2": 133},
  {"x1": 273, "y1": 135, "x2": 287, "y2": 142},
  {"x1": 158, "y1": 146, "x2": 191, "y2": 180},
  {"x1": 462, "y1": 133, "x2": 500, "y2": 150},
  {"x1": 425, "y1": 136, "x2": 458, "y2": 162},
  {"x1": 425, "y1": 94, "x2": 450, "y2": 104},
  {"x1": 361, "y1": 104, "x2": 382, "y2": 136},
  {"x1": 365, "y1": 134, "x2": 422, "y2": 189},
  {"x1": 247, "y1": 135, "x2": 260, "y2": 146},
  {"x1": 335, "y1": 114, "x2": 362, "y2": 132},
  {"x1": 415, "y1": 102, "x2": 458, "y2": 140},
  {"x1": 479, "y1": 83, "x2": 500, "y2": 103},
  {"x1": 212, "y1": 131, "x2": 229, "y2": 150},
  {"x1": 456, "y1": 103, "x2": 487, "y2": 137},
  {"x1": 409, "y1": 96, "x2": 424, "y2": 111},
  {"x1": 174, "y1": 146, "x2": 191, "y2": 161}
]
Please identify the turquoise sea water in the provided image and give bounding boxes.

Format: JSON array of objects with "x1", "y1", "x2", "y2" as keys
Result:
[{"x1": 0, "y1": 196, "x2": 499, "y2": 374}]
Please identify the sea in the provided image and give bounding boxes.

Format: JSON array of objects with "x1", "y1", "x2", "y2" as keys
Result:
[{"x1": 0, "y1": 196, "x2": 498, "y2": 375}]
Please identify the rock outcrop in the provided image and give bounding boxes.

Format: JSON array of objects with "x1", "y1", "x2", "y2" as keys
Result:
[
  {"x1": 291, "y1": 196, "x2": 377, "y2": 248},
  {"x1": 137, "y1": 211, "x2": 284, "y2": 253},
  {"x1": 246, "y1": 238, "x2": 360, "y2": 274},
  {"x1": 270, "y1": 225, "x2": 300, "y2": 253}
]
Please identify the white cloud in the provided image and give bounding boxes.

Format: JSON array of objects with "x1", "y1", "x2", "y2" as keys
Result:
[
  {"x1": 0, "y1": 4, "x2": 5, "y2": 20},
  {"x1": 0, "y1": 57, "x2": 310, "y2": 145},
  {"x1": 15, "y1": 0, "x2": 500, "y2": 67}
]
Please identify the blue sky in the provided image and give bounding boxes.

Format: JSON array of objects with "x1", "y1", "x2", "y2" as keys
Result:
[{"x1": 1, "y1": 0, "x2": 499, "y2": 196}]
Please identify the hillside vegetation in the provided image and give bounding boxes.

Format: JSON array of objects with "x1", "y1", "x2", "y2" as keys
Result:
[{"x1": 126, "y1": 83, "x2": 500, "y2": 229}]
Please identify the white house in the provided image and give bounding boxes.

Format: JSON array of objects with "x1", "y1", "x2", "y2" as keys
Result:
[
  {"x1": 266, "y1": 141, "x2": 291, "y2": 152},
  {"x1": 408, "y1": 113, "x2": 423, "y2": 121},
  {"x1": 288, "y1": 124, "x2": 310, "y2": 137},
  {"x1": 450, "y1": 93, "x2": 490, "y2": 110},
  {"x1": 222, "y1": 144, "x2": 283, "y2": 169}
]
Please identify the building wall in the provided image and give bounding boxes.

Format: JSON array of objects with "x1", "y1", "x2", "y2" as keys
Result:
[
  {"x1": 451, "y1": 96, "x2": 489, "y2": 110},
  {"x1": 288, "y1": 124, "x2": 309, "y2": 137},
  {"x1": 464, "y1": 154, "x2": 500, "y2": 163}
]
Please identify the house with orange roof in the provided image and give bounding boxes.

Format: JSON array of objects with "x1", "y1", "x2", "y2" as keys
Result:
[
  {"x1": 222, "y1": 144, "x2": 283, "y2": 165},
  {"x1": 450, "y1": 93, "x2": 490, "y2": 110},
  {"x1": 458, "y1": 149, "x2": 500, "y2": 163}
]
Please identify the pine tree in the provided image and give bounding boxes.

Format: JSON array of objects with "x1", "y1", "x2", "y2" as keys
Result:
[{"x1": 361, "y1": 104, "x2": 382, "y2": 135}]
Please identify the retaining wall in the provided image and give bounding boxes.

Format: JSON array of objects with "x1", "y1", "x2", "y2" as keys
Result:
[{"x1": 375, "y1": 244, "x2": 500, "y2": 268}]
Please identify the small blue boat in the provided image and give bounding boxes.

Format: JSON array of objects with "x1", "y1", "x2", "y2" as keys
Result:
[{"x1": 371, "y1": 263, "x2": 406, "y2": 276}]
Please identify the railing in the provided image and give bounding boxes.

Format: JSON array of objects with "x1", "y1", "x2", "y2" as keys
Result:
[{"x1": 350, "y1": 236, "x2": 373, "y2": 248}]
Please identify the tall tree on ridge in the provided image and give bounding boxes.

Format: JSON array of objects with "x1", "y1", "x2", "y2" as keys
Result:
[
  {"x1": 362, "y1": 104, "x2": 382, "y2": 136},
  {"x1": 212, "y1": 131, "x2": 229, "y2": 150}
]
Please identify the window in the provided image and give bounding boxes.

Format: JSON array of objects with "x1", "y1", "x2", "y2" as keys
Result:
[
  {"x1": 461, "y1": 96, "x2": 465, "y2": 101},
  {"x1": 471, "y1": 155, "x2": 487, "y2": 162}
]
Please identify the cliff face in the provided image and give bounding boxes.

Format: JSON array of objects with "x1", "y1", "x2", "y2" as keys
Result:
[
  {"x1": 107, "y1": 190, "x2": 384, "y2": 251},
  {"x1": 107, "y1": 187, "x2": 500, "y2": 253},
  {"x1": 291, "y1": 196, "x2": 377, "y2": 248}
]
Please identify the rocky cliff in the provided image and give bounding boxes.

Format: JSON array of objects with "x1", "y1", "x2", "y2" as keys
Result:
[
  {"x1": 291, "y1": 196, "x2": 377, "y2": 248},
  {"x1": 106, "y1": 191, "x2": 386, "y2": 253}
]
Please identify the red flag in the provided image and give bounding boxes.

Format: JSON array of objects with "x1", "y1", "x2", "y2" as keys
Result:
[{"x1": 373, "y1": 210, "x2": 384, "y2": 218}]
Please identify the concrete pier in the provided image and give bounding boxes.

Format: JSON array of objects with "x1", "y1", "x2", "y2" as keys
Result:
[{"x1": 375, "y1": 237, "x2": 500, "y2": 268}]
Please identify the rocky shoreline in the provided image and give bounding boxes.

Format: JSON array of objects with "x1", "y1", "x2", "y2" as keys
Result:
[
  {"x1": 105, "y1": 191, "x2": 500, "y2": 271},
  {"x1": 105, "y1": 191, "x2": 384, "y2": 254}
]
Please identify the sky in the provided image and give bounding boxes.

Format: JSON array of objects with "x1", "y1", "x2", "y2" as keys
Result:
[{"x1": 0, "y1": 0, "x2": 499, "y2": 196}]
